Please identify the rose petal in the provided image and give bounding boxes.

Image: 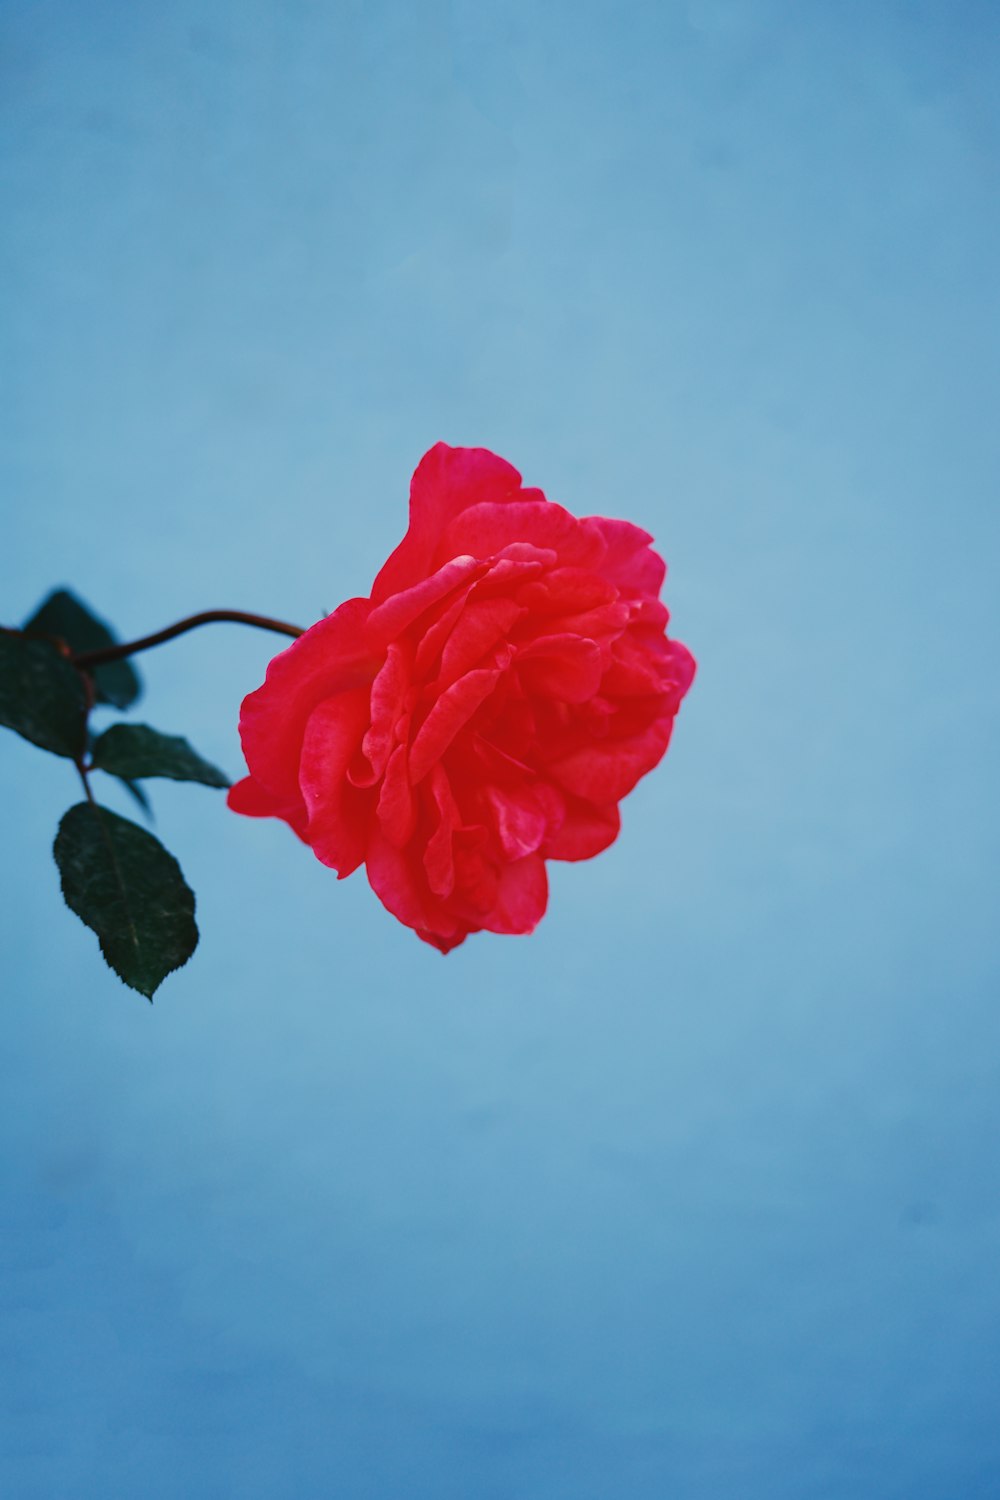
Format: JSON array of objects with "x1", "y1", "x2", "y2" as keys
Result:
[
  {"x1": 547, "y1": 716, "x2": 676, "y2": 804},
  {"x1": 417, "y1": 927, "x2": 468, "y2": 954},
  {"x1": 662, "y1": 639, "x2": 698, "y2": 709},
  {"x1": 227, "y1": 776, "x2": 309, "y2": 839},
  {"x1": 516, "y1": 567, "x2": 617, "y2": 615},
  {"x1": 588, "y1": 516, "x2": 666, "y2": 596},
  {"x1": 371, "y1": 444, "x2": 535, "y2": 602},
  {"x1": 445, "y1": 499, "x2": 607, "y2": 571},
  {"x1": 412, "y1": 589, "x2": 474, "y2": 680},
  {"x1": 366, "y1": 827, "x2": 464, "y2": 948},
  {"x1": 409, "y1": 552, "x2": 545, "y2": 682},
  {"x1": 602, "y1": 631, "x2": 675, "y2": 697},
  {"x1": 526, "y1": 600, "x2": 630, "y2": 646},
  {"x1": 376, "y1": 742, "x2": 416, "y2": 848},
  {"x1": 437, "y1": 598, "x2": 524, "y2": 690},
  {"x1": 409, "y1": 649, "x2": 512, "y2": 784},
  {"x1": 423, "y1": 764, "x2": 461, "y2": 898},
  {"x1": 237, "y1": 597, "x2": 377, "y2": 802},
  {"x1": 518, "y1": 634, "x2": 605, "y2": 703},
  {"x1": 353, "y1": 641, "x2": 411, "y2": 786},
  {"x1": 452, "y1": 837, "x2": 501, "y2": 916},
  {"x1": 485, "y1": 783, "x2": 549, "y2": 859},
  {"x1": 481, "y1": 854, "x2": 548, "y2": 935},
  {"x1": 366, "y1": 555, "x2": 483, "y2": 645},
  {"x1": 298, "y1": 687, "x2": 374, "y2": 876},
  {"x1": 542, "y1": 798, "x2": 620, "y2": 861}
]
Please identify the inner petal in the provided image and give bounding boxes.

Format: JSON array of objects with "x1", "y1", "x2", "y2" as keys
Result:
[{"x1": 409, "y1": 647, "x2": 513, "y2": 784}]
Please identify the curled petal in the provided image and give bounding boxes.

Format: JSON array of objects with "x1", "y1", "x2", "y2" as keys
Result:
[
  {"x1": 367, "y1": 828, "x2": 465, "y2": 950},
  {"x1": 409, "y1": 550, "x2": 545, "y2": 682},
  {"x1": 485, "y1": 783, "x2": 550, "y2": 860},
  {"x1": 473, "y1": 548, "x2": 555, "y2": 595},
  {"x1": 227, "y1": 776, "x2": 309, "y2": 839},
  {"x1": 588, "y1": 516, "x2": 666, "y2": 596},
  {"x1": 409, "y1": 648, "x2": 513, "y2": 784},
  {"x1": 376, "y1": 742, "x2": 417, "y2": 848},
  {"x1": 602, "y1": 631, "x2": 676, "y2": 697},
  {"x1": 548, "y1": 716, "x2": 676, "y2": 804},
  {"x1": 237, "y1": 597, "x2": 378, "y2": 803},
  {"x1": 371, "y1": 444, "x2": 534, "y2": 603},
  {"x1": 445, "y1": 500, "x2": 607, "y2": 571},
  {"x1": 423, "y1": 764, "x2": 461, "y2": 898},
  {"x1": 299, "y1": 687, "x2": 374, "y2": 875},
  {"x1": 542, "y1": 798, "x2": 620, "y2": 861},
  {"x1": 366, "y1": 555, "x2": 483, "y2": 644},
  {"x1": 412, "y1": 589, "x2": 474, "y2": 680},
  {"x1": 518, "y1": 634, "x2": 605, "y2": 704},
  {"x1": 417, "y1": 927, "x2": 468, "y2": 955},
  {"x1": 529, "y1": 600, "x2": 630, "y2": 646},
  {"x1": 452, "y1": 837, "x2": 500, "y2": 917},
  {"x1": 481, "y1": 854, "x2": 548, "y2": 936},
  {"x1": 516, "y1": 567, "x2": 618, "y2": 615},
  {"x1": 437, "y1": 598, "x2": 524, "y2": 689},
  {"x1": 354, "y1": 642, "x2": 412, "y2": 786},
  {"x1": 662, "y1": 639, "x2": 698, "y2": 710}
]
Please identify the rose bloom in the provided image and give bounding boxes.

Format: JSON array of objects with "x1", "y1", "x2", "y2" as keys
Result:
[{"x1": 228, "y1": 444, "x2": 695, "y2": 951}]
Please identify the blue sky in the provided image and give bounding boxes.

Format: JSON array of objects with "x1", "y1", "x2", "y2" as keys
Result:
[{"x1": 2, "y1": 2, "x2": 999, "y2": 1495}]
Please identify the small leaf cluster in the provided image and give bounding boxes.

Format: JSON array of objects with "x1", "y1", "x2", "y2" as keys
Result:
[{"x1": 1, "y1": 590, "x2": 230, "y2": 999}]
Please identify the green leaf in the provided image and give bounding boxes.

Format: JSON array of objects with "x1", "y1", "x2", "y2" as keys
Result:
[
  {"x1": 23, "y1": 589, "x2": 141, "y2": 709},
  {"x1": 53, "y1": 802, "x2": 198, "y2": 999},
  {"x1": 0, "y1": 631, "x2": 87, "y2": 758},
  {"x1": 116, "y1": 776, "x2": 154, "y2": 819},
  {"x1": 91, "y1": 724, "x2": 230, "y2": 788},
  {"x1": 84, "y1": 725, "x2": 154, "y2": 819}
]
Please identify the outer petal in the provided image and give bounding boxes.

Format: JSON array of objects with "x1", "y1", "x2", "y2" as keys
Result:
[
  {"x1": 298, "y1": 687, "x2": 373, "y2": 876},
  {"x1": 371, "y1": 444, "x2": 540, "y2": 603},
  {"x1": 227, "y1": 775, "x2": 309, "y2": 839},
  {"x1": 237, "y1": 597, "x2": 377, "y2": 802},
  {"x1": 417, "y1": 927, "x2": 468, "y2": 955},
  {"x1": 366, "y1": 828, "x2": 465, "y2": 949},
  {"x1": 662, "y1": 639, "x2": 698, "y2": 710},
  {"x1": 542, "y1": 798, "x2": 620, "y2": 861},
  {"x1": 452, "y1": 836, "x2": 500, "y2": 917},
  {"x1": 588, "y1": 516, "x2": 667, "y2": 597},
  {"x1": 547, "y1": 716, "x2": 676, "y2": 804},
  {"x1": 480, "y1": 854, "x2": 548, "y2": 936},
  {"x1": 602, "y1": 631, "x2": 676, "y2": 697}
]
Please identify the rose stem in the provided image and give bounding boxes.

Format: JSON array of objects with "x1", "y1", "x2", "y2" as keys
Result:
[{"x1": 72, "y1": 610, "x2": 306, "y2": 668}]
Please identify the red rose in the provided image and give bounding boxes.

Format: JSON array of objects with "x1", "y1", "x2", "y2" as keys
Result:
[{"x1": 228, "y1": 444, "x2": 695, "y2": 951}]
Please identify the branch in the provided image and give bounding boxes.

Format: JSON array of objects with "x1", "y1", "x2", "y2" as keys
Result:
[{"x1": 72, "y1": 610, "x2": 306, "y2": 668}]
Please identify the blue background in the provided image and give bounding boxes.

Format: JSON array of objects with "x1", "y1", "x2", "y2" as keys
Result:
[{"x1": 2, "y1": 2, "x2": 999, "y2": 1495}]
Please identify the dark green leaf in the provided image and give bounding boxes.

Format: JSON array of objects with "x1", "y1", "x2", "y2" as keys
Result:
[
  {"x1": 85, "y1": 724, "x2": 154, "y2": 819},
  {"x1": 0, "y1": 632, "x2": 87, "y2": 758},
  {"x1": 91, "y1": 724, "x2": 230, "y2": 788},
  {"x1": 115, "y1": 776, "x2": 154, "y2": 819},
  {"x1": 23, "y1": 589, "x2": 141, "y2": 709},
  {"x1": 53, "y1": 802, "x2": 197, "y2": 999}
]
